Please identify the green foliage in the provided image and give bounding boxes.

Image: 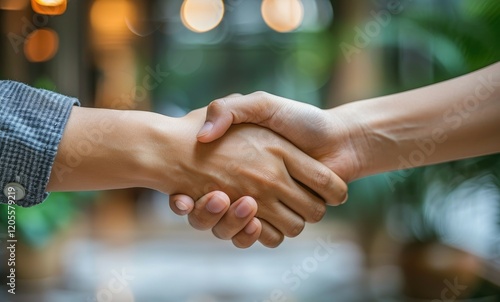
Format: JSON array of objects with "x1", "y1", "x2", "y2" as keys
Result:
[
  {"x1": 393, "y1": 0, "x2": 500, "y2": 242},
  {"x1": 0, "y1": 192, "x2": 91, "y2": 247},
  {"x1": 33, "y1": 76, "x2": 58, "y2": 92},
  {"x1": 344, "y1": 0, "x2": 500, "y2": 243},
  {"x1": 409, "y1": 0, "x2": 500, "y2": 75}
]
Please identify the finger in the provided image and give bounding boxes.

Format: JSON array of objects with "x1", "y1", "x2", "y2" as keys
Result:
[
  {"x1": 275, "y1": 179, "x2": 328, "y2": 224},
  {"x1": 169, "y1": 194, "x2": 195, "y2": 216},
  {"x1": 258, "y1": 219, "x2": 285, "y2": 248},
  {"x1": 252, "y1": 148, "x2": 327, "y2": 225},
  {"x1": 187, "y1": 191, "x2": 230, "y2": 231},
  {"x1": 231, "y1": 218, "x2": 262, "y2": 249},
  {"x1": 212, "y1": 196, "x2": 258, "y2": 240},
  {"x1": 283, "y1": 149, "x2": 348, "y2": 206},
  {"x1": 195, "y1": 92, "x2": 242, "y2": 141},
  {"x1": 255, "y1": 198, "x2": 305, "y2": 238},
  {"x1": 224, "y1": 93, "x2": 243, "y2": 98},
  {"x1": 197, "y1": 92, "x2": 284, "y2": 143}
]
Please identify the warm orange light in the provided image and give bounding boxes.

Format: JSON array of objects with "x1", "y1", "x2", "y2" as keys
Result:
[
  {"x1": 0, "y1": 0, "x2": 29, "y2": 10},
  {"x1": 24, "y1": 28, "x2": 59, "y2": 62},
  {"x1": 261, "y1": 0, "x2": 304, "y2": 33},
  {"x1": 31, "y1": 0, "x2": 66, "y2": 15},
  {"x1": 181, "y1": 0, "x2": 224, "y2": 33},
  {"x1": 90, "y1": 0, "x2": 134, "y2": 35}
]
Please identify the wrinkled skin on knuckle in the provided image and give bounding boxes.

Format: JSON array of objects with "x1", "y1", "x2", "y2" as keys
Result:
[
  {"x1": 309, "y1": 202, "x2": 327, "y2": 223},
  {"x1": 232, "y1": 236, "x2": 251, "y2": 249},
  {"x1": 260, "y1": 169, "x2": 282, "y2": 188},
  {"x1": 285, "y1": 219, "x2": 306, "y2": 238},
  {"x1": 313, "y1": 166, "x2": 332, "y2": 190},
  {"x1": 260, "y1": 233, "x2": 284, "y2": 248},
  {"x1": 208, "y1": 98, "x2": 228, "y2": 113},
  {"x1": 212, "y1": 227, "x2": 231, "y2": 240},
  {"x1": 250, "y1": 91, "x2": 284, "y2": 126}
]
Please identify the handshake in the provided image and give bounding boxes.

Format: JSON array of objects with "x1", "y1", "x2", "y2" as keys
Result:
[
  {"x1": 168, "y1": 92, "x2": 354, "y2": 248},
  {"x1": 48, "y1": 63, "x2": 500, "y2": 248}
]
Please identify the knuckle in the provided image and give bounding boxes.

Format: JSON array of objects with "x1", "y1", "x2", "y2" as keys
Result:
[
  {"x1": 212, "y1": 227, "x2": 231, "y2": 240},
  {"x1": 285, "y1": 219, "x2": 305, "y2": 238},
  {"x1": 259, "y1": 230, "x2": 284, "y2": 248},
  {"x1": 252, "y1": 91, "x2": 277, "y2": 106},
  {"x1": 252, "y1": 91, "x2": 269, "y2": 99},
  {"x1": 309, "y1": 202, "x2": 327, "y2": 223},
  {"x1": 208, "y1": 98, "x2": 227, "y2": 112},
  {"x1": 261, "y1": 235, "x2": 284, "y2": 248},
  {"x1": 259, "y1": 169, "x2": 280, "y2": 185},
  {"x1": 313, "y1": 166, "x2": 332, "y2": 189},
  {"x1": 232, "y1": 236, "x2": 251, "y2": 249}
]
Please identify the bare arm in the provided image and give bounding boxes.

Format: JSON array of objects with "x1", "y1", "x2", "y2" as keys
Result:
[
  {"x1": 170, "y1": 62, "x2": 500, "y2": 232},
  {"x1": 196, "y1": 62, "x2": 500, "y2": 181},
  {"x1": 48, "y1": 106, "x2": 346, "y2": 247},
  {"x1": 340, "y1": 62, "x2": 500, "y2": 179}
]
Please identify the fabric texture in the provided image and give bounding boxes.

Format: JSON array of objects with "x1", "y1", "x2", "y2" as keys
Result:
[{"x1": 0, "y1": 81, "x2": 80, "y2": 207}]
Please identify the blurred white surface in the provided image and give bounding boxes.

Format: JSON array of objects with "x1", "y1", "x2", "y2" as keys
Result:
[{"x1": 59, "y1": 230, "x2": 364, "y2": 302}]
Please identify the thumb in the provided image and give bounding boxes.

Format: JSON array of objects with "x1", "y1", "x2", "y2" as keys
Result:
[
  {"x1": 196, "y1": 97, "x2": 237, "y2": 143},
  {"x1": 169, "y1": 194, "x2": 195, "y2": 215},
  {"x1": 196, "y1": 92, "x2": 281, "y2": 143}
]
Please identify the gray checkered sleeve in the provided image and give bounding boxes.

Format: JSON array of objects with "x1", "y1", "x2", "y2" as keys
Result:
[{"x1": 0, "y1": 81, "x2": 80, "y2": 207}]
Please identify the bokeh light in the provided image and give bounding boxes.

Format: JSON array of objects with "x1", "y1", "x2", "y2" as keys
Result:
[
  {"x1": 300, "y1": 0, "x2": 334, "y2": 32},
  {"x1": 31, "y1": 0, "x2": 66, "y2": 15},
  {"x1": 90, "y1": 0, "x2": 134, "y2": 35},
  {"x1": 181, "y1": 0, "x2": 224, "y2": 33},
  {"x1": 24, "y1": 28, "x2": 59, "y2": 62},
  {"x1": 261, "y1": 0, "x2": 304, "y2": 32}
]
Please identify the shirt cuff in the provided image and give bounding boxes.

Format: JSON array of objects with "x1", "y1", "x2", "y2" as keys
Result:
[{"x1": 0, "y1": 81, "x2": 80, "y2": 207}]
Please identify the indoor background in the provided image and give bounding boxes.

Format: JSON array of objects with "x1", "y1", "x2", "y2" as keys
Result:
[{"x1": 0, "y1": 0, "x2": 499, "y2": 301}]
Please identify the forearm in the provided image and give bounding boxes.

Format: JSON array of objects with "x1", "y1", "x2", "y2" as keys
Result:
[
  {"x1": 333, "y1": 62, "x2": 500, "y2": 179},
  {"x1": 47, "y1": 107, "x2": 178, "y2": 193}
]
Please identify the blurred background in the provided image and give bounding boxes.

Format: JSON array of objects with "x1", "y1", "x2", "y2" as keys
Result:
[{"x1": 0, "y1": 0, "x2": 499, "y2": 301}]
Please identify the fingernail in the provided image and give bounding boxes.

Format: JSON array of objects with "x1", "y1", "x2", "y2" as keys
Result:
[
  {"x1": 235, "y1": 199, "x2": 253, "y2": 218},
  {"x1": 175, "y1": 200, "x2": 188, "y2": 211},
  {"x1": 341, "y1": 194, "x2": 348, "y2": 205},
  {"x1": 244, "y1": 221, "x2": 258, "y2": 235},
  {"x1": 206, "y1": 195, "x2": 226, "y2": 214},
  {"x1": 197, "y1": 122, "x2": 213, "y2": 137}
]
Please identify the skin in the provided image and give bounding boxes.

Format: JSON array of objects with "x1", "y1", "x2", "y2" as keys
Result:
[
  {"x1": 47, "y1": 107, "x2": 347, "y2": 247},
  {"x1": 171, "y1": 62, "x2": 500, "y2": 247}
]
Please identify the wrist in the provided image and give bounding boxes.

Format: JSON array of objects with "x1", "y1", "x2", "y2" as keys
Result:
[
  {"x1": 141, "y1": 109, "x2": 213, "y2": 195},
  {"x1": 48, "y1": 108, "x2": 174, "y2": 192},
  {"x1": 326, "y1": 102, "x2": 375, "y2": 181},
  {"x1": 331, "y1": 96, "x2": 422, "y2": 180},
  {"x1": 132, "y1": 112, "x2": 186, "y2": 194},
  {"x1": 99, "y1": 110, "x2": 179, "y2": 192}
]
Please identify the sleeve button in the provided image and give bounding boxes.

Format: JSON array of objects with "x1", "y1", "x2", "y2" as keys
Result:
[{"x1": 3, "y1": 183, "x2": 26, "y2": 201}]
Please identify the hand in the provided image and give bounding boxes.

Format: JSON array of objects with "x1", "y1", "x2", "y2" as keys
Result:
[
  {"x1": 169, "y1": 94, "x2": 356, "y2": 248},
  {"x1": 165, "y1": 108, "x2": 347, "y2": 247},
  {"x1": 195, "y1": 92, "x2": 365, "y2": 183},
  {"x1": 49, "y1": 105, "x2": 345, "y2": 248},
  {"x1": 171, "y1": 63, "x2": 500, "y2": 247},
  {"x1": 170, "y1": 191, "x2": 263, "y2": 248}
]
